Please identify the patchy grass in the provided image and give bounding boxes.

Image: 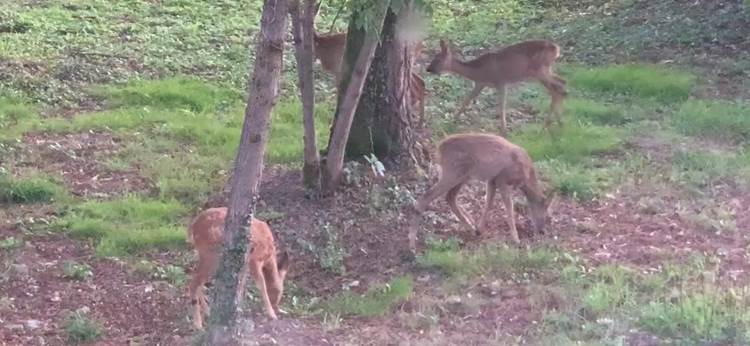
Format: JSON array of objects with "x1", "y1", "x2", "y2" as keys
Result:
[
  {"x1": 638, "y1": 290, "x2": 750, "y2": 344},
  {"x1": 673, "y1": 100, "x2": 750, "y2": 143},
  {"x1": 672, "y1": 149, "x2": 750, "y2": 189},
  {"x1": 58, "y1": 196, "x2": 188, "y2": 257},
  {"x1": 0, "y1": 173, "x2": 67, "y2": 204},
  {"x1": 63, "y1": 310, "x2": 102, "y2": 344},
  {"x1": 0, "y1": 97, "x2": 38, "y2": 142},
  {"x1": 323, "y1": 276, "x2": 414, "y2": 317},
  {"x1": 535, "y1": 160, "x2": 621, "y2": 201},
  {"x1": 268, "y1": 99, "x2": 334, "y2": 163},
  {"x1": 511, "y1": 123, "x2": 622, "y2": 163},
  {"x1": 564, "y1": 98, "x2": 630, "y2": 125},
  {"x1": 417, "y1": 237, "x2": 556, "y2": 279},
  {"x1": 0, "y1": 236, "x2": 23, "y2": 250},
  {"x1": 570, "y1": 64, "x2": 694, "y2": 103},
  {"x1": 92, "y1": 78, "x2": 240, "y2": 113}
]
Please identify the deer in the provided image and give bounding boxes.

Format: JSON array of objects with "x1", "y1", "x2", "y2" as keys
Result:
[
  {"x1": 313, "y1": 31, "x2": 426, "y2": 117},
  {"x1": 426, "y1": 40, "x2": 567, "y2": 135},
  {"x1": 413, "y1": 133, "x2": 555, "y2": 244},
  {"x1": 186, "y1": 207, "x2": 289, "y2": 329}
]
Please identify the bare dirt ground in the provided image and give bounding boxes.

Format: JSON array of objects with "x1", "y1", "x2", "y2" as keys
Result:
[{"x1": 2, "y1": 135, "x2": 749, "y2": 345}]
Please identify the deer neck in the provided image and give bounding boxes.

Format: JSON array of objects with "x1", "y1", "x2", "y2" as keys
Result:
[
  {"x1": 448, "y1": 58, "x2": 485, "y2": 83},
  {"x1": 521, "y1": 171, "x2": 546, "y2": 205}
]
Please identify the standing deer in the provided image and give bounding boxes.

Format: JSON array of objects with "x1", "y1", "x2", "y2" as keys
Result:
[
  {"x1": 313, "y1": 31, "x2": 426, "y2": 117},
  {"x1": 414, "y1": 133, "x2": 554, "y2": 244},
  {"x1": 426, "y1": 40, "x2": 567, "y2": 135},
  {"x1": 187, "y1": 207, "x2": 290, "y2": 329}
]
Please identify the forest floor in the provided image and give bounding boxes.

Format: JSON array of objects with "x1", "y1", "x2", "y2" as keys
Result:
[{"x1": 1, "y1": 0, "x2": 750, "y2": 345}]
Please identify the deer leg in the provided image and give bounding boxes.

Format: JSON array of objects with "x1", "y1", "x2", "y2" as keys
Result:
[
  {"x1": 249, "y1": 261, "x2": 278, "y2": 320},
  {"x1": 189, "y1": 255, "x2": 216, "y2": 330},
  {"x1": 455, "y1": 84, "x2": 484, "y2": 118},
  {"x1": 476, "y1": 180, "x2": 497, "y2": 235},
  {"x1": 498, "y1": 184, "x2": 520, "y2": 244},
  {"x1": 539, "y1": 79, "x2": 565, "y2": 129},
  {"x1": 496, "y1": 84, "x2": 508, "y2": 136},
  {"x1": 415, "y1": 173, "x2": 467, "y2": 213},
  {"x1": 445, "y1": 183, "x2": 474, "y2": 230}
]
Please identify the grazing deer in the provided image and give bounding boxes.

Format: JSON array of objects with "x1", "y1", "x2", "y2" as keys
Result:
[
  {"x1": 187, "y1": 207, "x2": 289, "y2": 329},
  {"x1": 426, "y1": 40, "x2": 567, "y2": 134},
  {"x1": 414, "y1": 133, "x2": 554, "y2": 244},
  {"x1": 313, "y1": 31, "x2": 426, "y2": 116}
]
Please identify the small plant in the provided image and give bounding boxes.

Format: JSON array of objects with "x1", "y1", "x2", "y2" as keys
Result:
[
  {"x1": 318, "y1": 222, "x2": 346, "y2": 274},
  {"x1": 678, "y1": 205, "x2": 736, "y2": 235},
  {"x1": 367, "y1": 177, "x2": 416, "y2": 216},
  {"x1": 62, "y1": 261, "x2": 93, "y2": 281},
  {"x1": 63, "y1": 309, "x2": 102, "y2": 344},
  {"x1": 0, "y1": 236, "x2": 22, "y2": 250},
  {"x1": 324, "y1": 276, "x2": 414, "y2": 317},
  {"x1": 154, "y1": 264, "x2": 187, "y2": 286}
]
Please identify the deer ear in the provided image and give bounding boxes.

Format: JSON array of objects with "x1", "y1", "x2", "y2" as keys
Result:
[{"x1": 439, "y1": 39, "x2": 447, "y2": 51}]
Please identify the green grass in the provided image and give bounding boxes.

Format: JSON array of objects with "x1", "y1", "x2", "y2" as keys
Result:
[
  {"x1": 323, "y1": 276, "x2": 414, "y2": 317},
  {"x1": 0, "y1": 97, "x2": 38, "y2": 142},
  {"x1": 535, "y1": 159, "x2": 623, "y2": 201},
  {"x1": 639, "y1": 291, "x2": 750, "y2": 344},
  {"x1": 672, "y1": 149, "x2": 750, "y2": 188},
  {"x1": 63, "y1": 310, "x2": 102, "y2": 344},
  {"x1": 0, "y1": 173, "x2": 67, "y2": 204},
  {"x1": 59, "y1": 195, "x2": 188, "y2": 257},
  {"x1": 570, "y1": 64, "x2": 694, "y2": 103},
  {"x1": 92, "y1": 77, "x2": 240, "y2": 113},
  {"x1": 511, "y1": 123, "x2": 622, "y2": 163},
  {"x1": 564, "y1": 98, "x2": 630, "y2": 126},
  {"x1": 673, "y1": 100, "x2": 750, "y2": 143},
  {"x1": 417, "y1": 237, "x2": 556, "y2": 279}
]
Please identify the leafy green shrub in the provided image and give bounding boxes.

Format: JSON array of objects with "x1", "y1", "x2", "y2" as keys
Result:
[{"x1": 570, "y1": 64, "x2": 694, "y2": 102}]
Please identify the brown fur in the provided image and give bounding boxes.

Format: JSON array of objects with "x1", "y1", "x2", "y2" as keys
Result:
[
  {"x1": 414, "y1": 133, "x2": 554, "y2": 243},
  {"x1": 313, "y1": 31, "x2": 426, "y2": 117},
  {"x1": 187, "y1": 207, "x2": 289, "y2": 329},
  {"x1": 426, "y1": 40, "x2": 566, "y2": 133}
]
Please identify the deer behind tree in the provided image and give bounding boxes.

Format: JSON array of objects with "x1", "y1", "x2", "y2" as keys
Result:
[{"x1": 187, "y1": 207, "x2": 289, "y2": 329}]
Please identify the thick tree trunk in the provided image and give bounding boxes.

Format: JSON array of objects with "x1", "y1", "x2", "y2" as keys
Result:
[
  {"x1": 290, "y1": 0, "x2": 321, "y2": 190},
  {"x1": 343, "y1": 1, "x2": 428, "y2": 167},
  {"x1": 202, "y1": 0, "x2": 287, "y2": 344},
  {"x1": 322, "y1": 1, "x2": 390, "y2": 194}
]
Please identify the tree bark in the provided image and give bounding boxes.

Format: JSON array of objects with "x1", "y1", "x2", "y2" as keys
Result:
[
  {"x1": 290, "y1": 0, "x2": 321, "y2": 190},
  {"x1": 202, "y1": 0, "x2": 287, "y2": 344},
  {"x1": 342, "y1": 1, "x2": 429, "y2": 168},
  {"x1": 322, "y1": 1, "x2": 390, "y2": 194}
]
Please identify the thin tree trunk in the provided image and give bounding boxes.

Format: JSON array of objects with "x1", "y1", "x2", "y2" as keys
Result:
[
  {"x1": 202, "y1": 0, "x2": 287, "y2": 344},
  {"x1": 322, "y1": 1, "x2": 390, "y2": 194},
  {"x1": 290, "y1": 0, "x2": 321, "y2": 190}
]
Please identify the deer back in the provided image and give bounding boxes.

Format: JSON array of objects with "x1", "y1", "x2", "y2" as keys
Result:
[{"x1": 437, "y1": 133, "x2": 533, "y2": 184}]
